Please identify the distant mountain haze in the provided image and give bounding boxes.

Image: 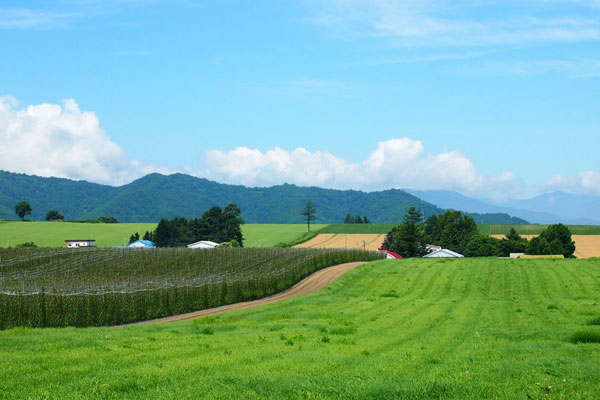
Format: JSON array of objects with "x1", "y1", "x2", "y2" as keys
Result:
[{"x1": 409, "y1": 189, "x2": 600, "y2": 225}]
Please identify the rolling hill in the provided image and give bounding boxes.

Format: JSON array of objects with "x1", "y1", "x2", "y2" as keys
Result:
[{"x1": 0, "y1": 170, "x2": 528, "y2": 224}]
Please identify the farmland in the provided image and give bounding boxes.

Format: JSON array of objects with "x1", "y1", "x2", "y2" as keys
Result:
[
  {"x1": 0, "y1": 222, "x2": 328, "y2": 248},
  {"x1": 295, "y1": 233, "x2": 386, "y2": 251},
  {"x1": 478, "y1": 224, "x2": 600, "y2": 235},
  {"x1": 242, "y1": 224, "x2": 327, "y2": 247},
  {"x1": 0, "y1": 221, "x2": 157, "y2": 248},
  {"x1": 1, "y1": 258, "x2": 599, "y2": 399},
  {"x1": 0, "y1": 247, "x2": 381, "y2": 328}
]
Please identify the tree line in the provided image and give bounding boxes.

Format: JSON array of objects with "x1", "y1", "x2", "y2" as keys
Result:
[
  {"x1": 14, "y1": 200, "x2": 117, "y2": 223},
  {"x1": 343, "y1": 214, "x2": 370, "y2": 224},
  {"x1": 383, "y1": 207, "x2": 576, "y2": 258},
  {"x1": 129, "y1": 203, "x2": 244, "y2": 247}
]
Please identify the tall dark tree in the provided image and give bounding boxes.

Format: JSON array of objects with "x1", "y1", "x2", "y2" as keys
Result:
[
  {"x1": 129, "y1": 232, "x2": 140, "y2": 244},
  {"x1": 154, "y1": 218, "x2": 171, "y2": 247},
  {"x1": 15, "y1": 201, "x2": 32, "y2": 220},
  {"x1": 223, "y1": 203, "x2": 244, "y2": 247},
  {"x1": 344, "y1": 213, "x2": 353, "y2": 224},
  {"x1": 382, "y1": 206, "x2": 426, "y2": 258},
  {"x1": 45, "y1": 209, "x2": 64, "y2": 221},
  {"x1": 300, "y1": 201, "x2": 317, "y2": 232},
  {"x1": 363, "y1": 216, "x2": 370, "y2": 224}
]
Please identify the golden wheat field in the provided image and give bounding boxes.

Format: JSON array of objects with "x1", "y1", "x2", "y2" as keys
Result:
[{"x1": 294, "y1": 233, "x2": 386, "y2": 251}]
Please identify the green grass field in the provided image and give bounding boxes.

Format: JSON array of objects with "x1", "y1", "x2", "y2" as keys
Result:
[
  {"x1": 0, "y1": 222, "x2": 328, "y2": 248},
  {"x1": 319, "y1": 223, "x2": 397, "y2": 234},
  {"x1": 478, "y1": 224, "x2": 600, "y2": 235},
  {"x1": 1, "y1": 258, "x2": 599, "y2": 399},
  {"x1": 238, "y1": 224, "x2": 327, "y2": 247},
  {"x1": 0, "y1": 221, "x2": 157, "y2": 247}
]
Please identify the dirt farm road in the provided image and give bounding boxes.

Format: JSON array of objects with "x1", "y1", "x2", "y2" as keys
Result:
[{"x1": 127, "y1": 261, "x2": 367, "y2": 326}]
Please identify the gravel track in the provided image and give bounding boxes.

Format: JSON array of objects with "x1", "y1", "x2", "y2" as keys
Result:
[{"x1": 127, "y1": 261, "x2": 367, "y2": 325}]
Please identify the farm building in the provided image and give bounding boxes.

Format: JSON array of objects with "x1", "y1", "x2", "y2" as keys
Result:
[
  {"x1": 187, "y1": 240, "x2": 220, "y2": 249},
  {"x1": 424, "y1": 248, "x2": 464, "y2": 258},
  {"x1": 426, "y1": 244, "x2": 442, "y2": 252},
  {"x1": 128, "y1": 240, "x2": 155, "y2": 248},
  {"x1": 65, "y1": 239, "x2": 96, "y2": 248},
  {"x1": 379, "y1": 249, "x2": 403, "y2": 259}
]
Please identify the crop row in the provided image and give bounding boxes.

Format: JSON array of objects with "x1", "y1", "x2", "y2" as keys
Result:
[{"x1": 0, "y1": 247, "x2": 383, "y2": 328}]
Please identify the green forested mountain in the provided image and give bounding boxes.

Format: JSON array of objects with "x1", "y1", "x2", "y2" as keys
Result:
[{"x1": 0, "y1": 170, "x2": 527, "y2": 224}]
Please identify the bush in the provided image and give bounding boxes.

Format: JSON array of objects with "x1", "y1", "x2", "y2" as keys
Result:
[
  {"x1": 15, "y1": 242, "x2": 37, "y2": 248},
  {"x1": 97, "y1": 216, "x2": 118, "y2": 223},
  {"x1": 45, "y1": 210, "x2": 64, "y2": 221},
  {"x1": 464, "y1": 235, "x2": 503, "y2": 257}
]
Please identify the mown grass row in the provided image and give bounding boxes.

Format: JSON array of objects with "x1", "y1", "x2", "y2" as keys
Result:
[
  {"x1": 1, "y1": 258, "x2": 599, "y2": 399},
  {"x1": 0, "y1": 248, "x2": 383, "y2": 329}
]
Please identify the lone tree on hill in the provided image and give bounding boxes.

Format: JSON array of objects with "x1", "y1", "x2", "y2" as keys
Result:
[
  {"x1": 15, "y1": 201, "x2": 32, "y2": 220},
  {"x1": 45, "y1": 209, "x2": 64, "y2": 221},
  {"x1": 300, "y1": 201, "x2": 317, "y2": 232}
]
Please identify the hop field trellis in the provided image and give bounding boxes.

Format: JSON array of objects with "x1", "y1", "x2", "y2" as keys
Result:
[{"x1": 0, "y1": 247, "x2": 383, "y2": 329}]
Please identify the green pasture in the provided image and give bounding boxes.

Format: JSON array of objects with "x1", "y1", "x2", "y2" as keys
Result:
[
  {"x1": 236, "y1": 224, "x2": 327, "y2": 247},
  {"x1": 319, "y1": 223, "x2": 396, "y2": 234},
  {"x1": 0, "y1": 222, "x2": 328, "y2": 248},
  {"x1": 1, "y1": 258, "x2": 599, "y2": 399},
  {"x1": 478, "y1": 224, "x2": 600, "y2": 235},
  {"x1": 0, "y1": 221, "x2": 157, "y2": 248}
]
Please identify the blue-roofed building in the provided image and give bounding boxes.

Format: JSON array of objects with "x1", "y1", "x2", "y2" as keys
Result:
[{"x1": 128, "y1": 240, "x2": 156, "y2": 249}]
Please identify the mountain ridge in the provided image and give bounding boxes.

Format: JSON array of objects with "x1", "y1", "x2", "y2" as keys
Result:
[{"x1": 0, "y1": 170, "x2": 529, "y2": 224}]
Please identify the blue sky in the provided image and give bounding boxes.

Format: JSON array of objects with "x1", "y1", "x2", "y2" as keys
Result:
[{"x1": 1, "y1": 0, "x2": 599, "y2": 200}]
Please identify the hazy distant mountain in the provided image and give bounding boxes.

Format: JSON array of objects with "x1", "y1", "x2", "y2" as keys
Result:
[
  {"x1": 498, "y1": 191, "x2": 600, "y2": 225},
  {"x1": 409, "y1": 189, "x2": 600, "y2": 225}
]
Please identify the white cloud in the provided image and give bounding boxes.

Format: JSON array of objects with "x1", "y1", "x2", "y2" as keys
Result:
[
  {"x1": 544, "y1": 171, "x2": 600, "y2": 194},
  {"x1": 0, "y1": 97, "x2": 169, "y2": 185},
  {"x1": 306, "y1": 0, "x2": 600, "y2": 47},
  {"x1": 201, "y1": 138, "x2": 518, "y2": 198}
]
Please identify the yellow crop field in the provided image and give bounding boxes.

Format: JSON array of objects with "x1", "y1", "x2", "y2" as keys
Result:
[
  {"x1": 294, "y1": 233, "x2": 385, "y2": 251},
  {"x1": 490, "y1": 234, "x2": 600, "y2": 258}
]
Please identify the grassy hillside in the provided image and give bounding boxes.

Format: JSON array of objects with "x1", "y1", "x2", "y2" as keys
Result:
[
  {"x1": 0, "y1": 222, "x2": 327, "y2": 248},
  {"x1": 242, "y1": 224, "x2": 327, "y2": 247},
  {"x1": 478, "y1": 224, "x2": 600, "y2": 235},
  {"x1": 1, "y1": 258, "x2": 599, "y2": 399},
  {"x1": 0, "y1": 221, "x2": 157, "y2": 247}
]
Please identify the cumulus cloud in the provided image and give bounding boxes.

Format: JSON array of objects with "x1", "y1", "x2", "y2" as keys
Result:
[
  {"x1": 202, "y1": 138, "x2": 518, "y2": 198},
  {"x1": 0, "y1": 97, "x2": 168, "y2": 185},
  {"x1": 545, "y1": 171, "x2": 600, "y2": 195}
]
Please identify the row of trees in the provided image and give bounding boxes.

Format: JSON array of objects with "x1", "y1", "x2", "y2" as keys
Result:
[
  {"x1": 382, "y1": 207, "x2": 576, "y2": 258},
  {"x1": 140, "y1": 203, "x2": 245, "y2": 247},
  {"x1": 343, "y1": 214, "x2": 370, "y2": 224},
  {"x1": 14, "y1": 201, "x2": 117, "y2": 223}
]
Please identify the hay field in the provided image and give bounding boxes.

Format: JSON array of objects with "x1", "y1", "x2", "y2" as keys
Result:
[
  {"x1": 490, "y1": 234, "x2": 600, "y2": 258},
  {"x1": 2, "y1": 258, "x2": 600, "y2": 399},
  {"x1": 294, "y1": 233, "x2": 385, "y2": 251}
]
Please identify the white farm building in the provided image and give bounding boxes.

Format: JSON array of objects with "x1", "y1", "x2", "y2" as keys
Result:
[
  {"x1": 65, "y1": 239, "x2": 96, "y2": 248},
  {"x1": 187, "y1": 240, "x2": 220, "y2": 249},
  {"x1": 423, "y1": 248, "x2": 464, "y2": 258}
]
